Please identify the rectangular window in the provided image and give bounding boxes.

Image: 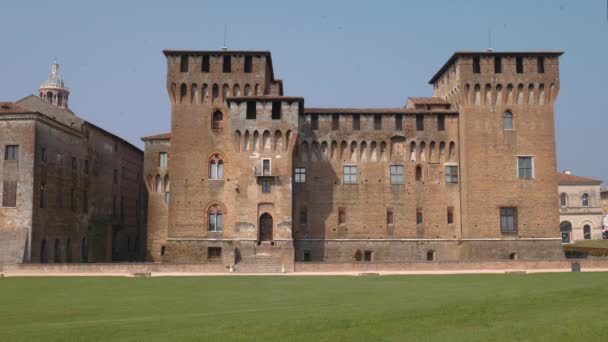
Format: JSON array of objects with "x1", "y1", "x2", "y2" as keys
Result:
[
  {"x1": 159, "y1": 152, "x2": 168, "y2": 168},
  {"x1": 300, "y1": 207, "x2": 308, "y2": 225},
  {"x1": 338, "y1": 207, "x2": 346, "y2": 225},
  {"x1": 41, "y1": 147, "x2": 47, "y2": 162},
  {"x1": 364, "y1": 250, "x2": 372, "y2": 262},
  {"x1": 343, "y1": 165, "x2": 357, "y2": 184},
  {"x1": 303, "y1": 251, "x2": 311, "y2": 262},
  {"x1": 272, "y1": 102, "x2": 281, "y2": 120},
  {"x1": 472, "y1": 56, "x2": 481, "y2": 73},
  {"x1": 447, "y1": 207, "x2": 454, "y2": 225},
  {"x1": 537, "y1": 56, "x2": 545, "y2": 73},
  {"x1": 84, "y1": 160, "x2": 89, "y2": 174},
  {"x1": 500, "y1": 207, "x2": 517, "y2": 233},
  {"x1": 445, "y1": 166, "x2": 459, "y2": 184},
  {"x1": 390, "y1": 165, "x2": 404, "y2": 185},
  {"x1": 113, "y1": 169, "x2": 118, "y2": 184},
  {"x1": 2, "y1": 180, "x2": 17, "y2": 207},
  {"x1": 72, "y1": 157, "x2": 77, "y2": 171},
  {"x1": 386, "y1": 208, "x2": 394, "y2": 225},
  {"x1": 494, "y1": 56, "x2": 502, "y2": 73},
  {"x1": 516, "y1": 56, "x2": 524, "y2": 73},
  {"x1": 39, "y1": 184, "x2": 46, "y2": 208},
  {"x1": 4, "y1": 145, "x2": 19, "y2": 160},
  {"x1": 437, "y1": 114, "x2": 445, "y2": 131},
  {"x1": 295, "y1": 167, "x2": 306, "y2": 183},
  {"x1": 244, "y1": 56, "x2": 253, "y2": 73},
  {"x1": 311, "y1": 114, "x2": 319, "y2": 130},
  {"x1": 374, "y1": 114, "x2": 382, "y2": 131},
  {"x1": 518, "y1": 156, "x2": 533, "y2": 179},
  {"x1": 416, "y1": 210, "x2": 423, "y2": 225},
  {"x1": 246, "y1": 101, "x2": 256, "y2": 119},
  {"x1": 223, "y1": 55, "x2": 231, "y2": 73},
  {"x1": 332, "y1": 114, "x2": 339, "y2": 130},
  {"x1": 202, "y1": 55, "x2": 210, "y2": 72},
  {"x1": 262, "y1": 159, "x2": 271, "y2": 176},
  {"x1": 416, "y1": 114, "x2": 424, "y2": 131},
  {"x1": 262, "y1": 179, "x2": 271, "y2": 193},
  {"x1": 180, "y1": 55, "x2": 188, "y2": 73},
  {"x1": 207, "y1": 247, "x2": 222, "y2": 260},
  {"x1": 395, "y1": 115, "x2": 403, "y2": 131},
  {"x1": 83, "y1": 191, "x2": 88, "y2": 213},
  {"x1": 353, "y1": 114, "x2": 360, "y2": 131}
]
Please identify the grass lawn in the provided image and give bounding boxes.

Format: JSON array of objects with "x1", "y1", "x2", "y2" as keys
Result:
[{"x1": 1, "y1": 273, "x2": 608, "y2": 341}]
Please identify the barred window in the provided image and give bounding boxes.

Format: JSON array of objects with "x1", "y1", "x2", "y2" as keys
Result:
[
  {"x1": 4, "y1": 145, "x2": 19, "y2": 160},
  {"x1": 518, "y1": 156, "x2": 533, "y2": 179},
  {"x1": 390, "y1": 165, "x2": 404, "y2": 185},
  {"x1": 445, "y1": 166, "x2": 459, "y2": 184},
  {"x1": 295, "y1": 167, "x2": 306, "y2": 183},
  {"x1": 208, "y1": 205, "x2": 223, "y2": 231},
  {"x1": 343, "y1": 166, "x2": 357, "y2": 184},
  {"x1": 262, "y1": 179, "x2": 271, "y2": 193},
  {"x1": 500, "y1": 207, "x2": 517, "y2": 233}
]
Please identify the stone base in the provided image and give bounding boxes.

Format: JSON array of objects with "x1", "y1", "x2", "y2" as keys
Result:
[{"x1": 294, "y1": 239, "x2": 565, "y2": 262}]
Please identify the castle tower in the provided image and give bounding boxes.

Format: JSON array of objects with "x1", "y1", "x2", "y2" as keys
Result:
[{"x1": 39, "y1": 61, "x2": 70, "y2": 108}]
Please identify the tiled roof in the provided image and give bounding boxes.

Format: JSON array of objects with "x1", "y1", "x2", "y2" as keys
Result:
[
  {"x1": 141, "y1": 133, "x2": 171, "y2": 141},
  {"x1": 557, "y1": 172, "x2": 602, "y2": 185},
  {"x1": 0, "y1": 102, "x2": 36, "y2": 114}
]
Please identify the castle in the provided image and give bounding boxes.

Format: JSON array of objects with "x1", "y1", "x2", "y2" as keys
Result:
[{"x1": 143, "y1": 49, "x2": 565, "y2": 270}]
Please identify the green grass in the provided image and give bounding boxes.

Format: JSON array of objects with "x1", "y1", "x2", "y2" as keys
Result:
[
  {"x1": 566, "y1": 239, "x2": 608, "y2": 248},
  {"x1": 1, "y1": 273, "x2": 608, "y2": 341}
]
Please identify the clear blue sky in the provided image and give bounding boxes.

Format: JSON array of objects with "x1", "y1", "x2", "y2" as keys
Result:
[{"x1": 1, "y1": 0, "x2": 606, "y2": 182}]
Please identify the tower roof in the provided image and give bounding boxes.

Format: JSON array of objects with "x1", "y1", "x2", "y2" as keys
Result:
[{"x1": 40, "y1": 62, "x2": 68, "y2": 91}]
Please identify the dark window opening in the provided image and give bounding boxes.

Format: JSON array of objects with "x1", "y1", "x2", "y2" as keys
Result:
[
  {"x1": 415, "y1": 165, "x2": 423, "y2": 182},
  {"x1": 374, "y1": 114, "x2": 382, "y2": 130},
  {"x1": 417, "y1": 210, "x2": 423, "y2": 224},
  {"x1": 114, "y1": 169, "x2": 118, "y2": 184},
  {"x1": 387, "y1": 208, "x2": 394, "y2": 225},
  {"x1": 161, "y1": 245, "x2": 166, "y2": 256},
  {"x1": 272, "y1": 102, "x2": 281, "y2": 120},
  {"x1": 72, "y1": 157, "x2": 77, "y2": 171},
  {"x1": 426, "y1": 250, "x2": 435, "y2": 261},
  {"x1": 262, "y1": 179, "x2": 271, "y2": 193},
  {"x1": 364, "y1": 250, "x2": 373, "y2": 262},
  {"x1": 500, "y1": 207, "x2": 518, "y2": 233},
  {"x1": 516, "y1": 56, "x2": 524, "y2": 73},
  {"x1": 311, "y1": 114, "x2": 319, "y2": 130},
  {"x1": 416, "y1": 114, "x2": 424, "y2": 131},
  {"x1": 70, "y1": 189, "x2": 76, "y2": 211},
  {"x1": 437, "y1": 114, "x2": 445, "y2": 131},
  {"x1": 246, "y1": 101, "x2": 256, "y2": 119},
  {"x1": 4, "y1": 145, "x2": 19, "y2": 160},
  {"x1": 494, "y1": 56, "x2": 502, "y2": 73},
  {"x1": 180, "y1": 55, "x2": 188, "y2": 72},
  {"x1": 332, "y1": 114, "x2": 339, "y2": 130},
  {"x1": 303, "y1": 251, "x2": 311, "y2": 262},
  {"x1": 339, "y1": 207, "x2": 346, "y2": 225},
  {"x1": 208, "y1": 247, "x2": 222, "y2": 260},
  {"x1": 84, "y1": 160, "x2": 89, "y2": 174},
  {"x1": 202, "y1": 55, "x2": 210, "y2": 72},
  {"x1": 244, "y1": 56, "x2": 253, "y2": 73},
  {"x1": 300, "y1": 207, "x2": 308, "y2": 225},
  {"x1": 212, "y1": 110, "x2": 223, "y2": 129},
  {"x1": 509, "y1": 252, "x2": 517, "y2": 260},
  {"x1": 472, "y1": 56, "x2": 481, "y2": 73},
  {"x1": 537, "y1": 56, "x2": 545, "y2": 73},
  {"x1": 447, "y1": 207, "x2": 454, "y2": 225},
  {"x1": 354, "y1": 250, "x2": 362, "y2": 261},
  {"x1": 83, "y1": 191, "x2": 88, "y2": 213},
  {"x1": 395, "y1": 115, "x2": 403, "y2": 131},
  {"x1": 223, "y1": 55, "x2": 231, "y2": 73},
  {"x1": 41, "y1": 147, "x2": 46, "y2": 162},
  {"x1": 353, "y1": 114, "x2": 360, "y2": 131}
]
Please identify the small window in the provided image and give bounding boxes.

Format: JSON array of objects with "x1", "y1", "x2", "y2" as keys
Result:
[
  {"x1": 537, "y1": 56, "x2": 545, "y2": 73},
  {"x1": 560, "y1": 193, "x2": 567, "y2": 207},
  {"x1": 246, "y1": 101, "x2": 256, "y2": 119},
  {"x1": 113, "y1": 169, "x2": 118, "y2": 184},
  {"x1": 517, "y1": 156, "x2": 533, "y2": 179},
  {"x1": 303, "y1": 250, "x2": 311, "y2": 262},
  {"x1": 374, "y1": 114, "x2": 382, "y2": 131},
  {"x1": 300, "y1": 207, "x2": 308, "y2": 225},
  {"x1": 583, "y1": 225, "x2": 591, "y2": 239},
  {"x1": 208, "y1": 247, "x2": 222, "y2": 260},
  {"x1": 390, "y1": 165, "x2": 404, "y2": 185},
  {"x1": 445, "y1": 166, "x2": 459, "y2": 184},
  {"x1": 262, "y1": 159, "x2": 271, "y2": 176},
  {"x1": 447, "y1": 207, "x2": 454, "y2": 224},
  {"x1": 472, "y1": 56, "x2": 481, "y2": 73},
  {"x1": 338, "y1": 207, "x2": 346, "y2": 225},
  {"x1": 516, "y1": 56, "x2": 524, "y2": 74},
  {"x1": 223, "y1": 55, "x2": 231, "y2": 73},
  {"x1": 386, "y1": 208, "x2": 393, "y2": 225},
  {"x1": 39, "y1": 184, "x2": 46, "y2": 208},
  {"x1": 212, "y1": 110, "x2": 223, "y2": 129},
  {"x1": 437, "y1": 114, "x2": 445, "y2": 131},
  {"x1": 500, "y1": 207, "x2": 517, "y2": 233},
  {"x1": 180, "y1": 55, "x2": 188, "y2": 72},
  {"x1": 416, "y1": 210, "x2": 423, "y2": 224},
  {"x1": 295, "y1": 167, "x2": 306, "y2": 183},
  {"x1": 262, "y1": 179, "x2": 271, "y2": 193},
  {"x1": 159, "y1": 152, "x2": 168, "y2": 168},
  {"x1": 582, "y1": 193, "x2": 589, "y2": 207},
  {"x1": 244, "y1": 56, "x2": 253, "y2": 73},
  {"x1": 161, "y1": 245, "x2": 166, "y2": 256},
  {"x1": 202, "y1": 55, "x2": 210, "y2": 72},
  {"x1": 494, "y1": 56, "x2": 502, "y2": 73},
  {"x1": 395, "y1": 115, "x2": 403, "y2": 131},
  {"x1": 503, "y1": 111, "x2": 514, "y2": 130},
  {"x1": 364, "y1": 250, "x2": 373, "y2": 262},
  {"x1": 353, "y1": 114, "x2": 360, "y2": 131},
  {"x1": 41, "y1": 147, "x2": 47, "y2": 162},
  {"x1": 415, "y1": 165, "x2": 422, "y2": 182},
  {"x1": 426, "y1": 250, "x2": 435, "y2": 261},
  {"x1": 416, "y1": 114, "x2": 424, "y2": 131},
  {"x1": 332, "y1": 114, "x2": 339, "y2": 130},
  {"x1": 209, "y1": 155, "x2": 224, "y2": 180},
  {"x1": 272, "y1": 102, "x2": 281, "y2": 120},
  {"x1": 343, "y1": 165, "x2": 357, "y2": 184},
  {"x1": 311, "y1": 114, "x2": 319, "y2": 130}
]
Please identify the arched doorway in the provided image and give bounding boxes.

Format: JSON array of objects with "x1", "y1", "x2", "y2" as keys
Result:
[
  {"x1": 583, "y1": 225, "x2": 591, "y2": 240},
  {"x1": 560, "y1": 221, "x2": 572, "y2": 243},
  {"x1": 259, "y1": 213, "x2": 273, "y2": 241}
]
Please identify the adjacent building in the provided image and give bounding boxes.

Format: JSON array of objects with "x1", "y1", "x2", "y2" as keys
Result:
[
  {"x1": 0, "y1": 63, "x2": 146, "y2": 264},
  {"x1": 558, "y1": 171, "x2": 603, "y2": 242},
  {"x1": 143, "y1": 49, "x2": 566, "y2": 269}
]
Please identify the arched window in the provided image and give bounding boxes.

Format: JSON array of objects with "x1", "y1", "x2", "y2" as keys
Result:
[
  {"x1": 208, "y1": 205, "x2": 223, "y2": 231},
  {"x1": 415, "y1": 165, "x2": 422, "y2": 181},
  {"x1": 503, "y1": 111, "x2": 513, "y2": 130},
  {"x1": 582, "y1": 193, "x2": 589, "y2": 207},
  {"x1": 244, "y1": 84, "x2": 251, "y2": 96},
  {"x1": 560, "y1": 193, "x2": 567, "y2": 207},
  {"x1": 212, "y1": 110, "x2": 223, "y2": 129},
  {"x1": 212, "y1": 84, "x2": 219, "y2": 103},
  {"x1": 410, "y1": 142, "x2": 416, "y2": 162},
  {"x1": 448, "y1": 142, "x2": 455, "y2": 161},
  {"x1": 209, "y1": 154, "x2": 224, "y2": 180},
  {"x1": 180, "y1": 84, "x2": 187, "y2": 103},
  {"x1": 583, "y1": 225, "x2": 591, "y2": 240}
]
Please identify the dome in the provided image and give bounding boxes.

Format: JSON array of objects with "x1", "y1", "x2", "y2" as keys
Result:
[{"x1": 40, "y1": 62, "x2": 68, "y2": 90}]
